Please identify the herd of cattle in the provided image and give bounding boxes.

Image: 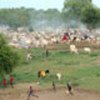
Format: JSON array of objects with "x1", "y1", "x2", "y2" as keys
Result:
[{"x1": 0, "y1": 28, "x2": 100, "y2": 53}]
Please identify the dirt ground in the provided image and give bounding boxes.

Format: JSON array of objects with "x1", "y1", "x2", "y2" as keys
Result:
[{"x1": 0, "y1": 84, "x2": 100, "y2": 100}]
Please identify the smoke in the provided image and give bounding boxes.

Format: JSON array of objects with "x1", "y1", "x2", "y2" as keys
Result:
[
  {"x1": 0, "y1": 8, "x2": 87, "y2": 32},
  {"x1": 28, "y1": 9, "x2": 69, "y2": 32}
]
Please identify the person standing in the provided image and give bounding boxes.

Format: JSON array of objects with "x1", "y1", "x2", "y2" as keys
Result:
[
  {"x1": 3, "y1": 78, "x2": 7, "y2": 88},
  {"x1": 45, "y1": 49, "x2": 49, "y2": 58},
  {"x1": 52, "y1": 81, "x2": 56, "y2": 91},
  {"x1": 9, "y1": 75, "x2": 14, "y2": 88},
  {"x1": 62, "y1": 32, "x2": 69, "y2": 42},
  {"x1": 66, "y1": 82, "x2": 73, "y2": 95}
]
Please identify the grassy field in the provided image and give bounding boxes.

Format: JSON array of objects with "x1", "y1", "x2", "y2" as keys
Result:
[{"x1": 4, "y1": 44, "x2": 100, "y2": 91}]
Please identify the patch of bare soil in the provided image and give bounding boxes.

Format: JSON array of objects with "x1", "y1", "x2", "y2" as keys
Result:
[{"x1": 0, "y1": 84, "x2": 100, "y2": 100}]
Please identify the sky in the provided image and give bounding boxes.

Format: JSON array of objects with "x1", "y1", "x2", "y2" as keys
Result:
[{"x1": 0, "y1": 0, "x2": 100, "y2": 11}]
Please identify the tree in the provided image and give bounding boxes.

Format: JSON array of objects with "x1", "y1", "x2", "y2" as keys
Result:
[
  {"x1": 63, "y1": 0, "x2": 92, "y2": 20},
  {"x1": 81, "y1": 5, "x2": 100, "y2": 30},
  {"x1": 0, "y1": 33, "x2": 19, "y2": 76},
  {"x1": 94, "y1": 8, "x2": 100, "y2": 28}
]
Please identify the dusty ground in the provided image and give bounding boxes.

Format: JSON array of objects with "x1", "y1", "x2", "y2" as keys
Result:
[{"x1": 0, "y1": 84, "x2": 100, "y2": 100}]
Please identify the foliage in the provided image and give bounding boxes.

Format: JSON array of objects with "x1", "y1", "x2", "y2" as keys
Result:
[
  {"x1": 0, "y1": 33, "x2": 19, "y2": 76},
  {"x1": 81, "y1": 6, "x2": 100, "y2": 29},
  {"x1": 63, "y1": 0, "x2": 100, "y2": 29},
  {"x1": 63, "y1": 0, "x2": 92, "y2": 20},
  {"x1": 0, "y1": 8, "x2": 62, "y2": 29},
  {"x1": 0, "y1": 4, "x2": 99, "y2": 29}
]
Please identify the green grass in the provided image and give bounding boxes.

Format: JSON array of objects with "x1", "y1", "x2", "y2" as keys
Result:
[{"x1": 11, "y1": 47, "x2": 100, "y2": 91}]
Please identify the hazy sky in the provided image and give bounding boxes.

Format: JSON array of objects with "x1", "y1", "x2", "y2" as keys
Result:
[{"x1": 0, "y1": 0, "x2": 100, "y2": 11}]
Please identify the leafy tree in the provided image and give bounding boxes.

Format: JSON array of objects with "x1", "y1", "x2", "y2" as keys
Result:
[
  {"x1": 0, "y1": 8, "x2": 29, "y2": 28},
  {"x1": 95, "y1": 8, "x2": 100, "y2": 28},
  {"x1": 63, "y1": 0, "x2": 92, "y2": 20},
  {"x1": 81, "y1": 5, "x2": 100, "y2": 30},
  {"x1": 0, "y1": 33, "x2": 19, "y2": 76}
]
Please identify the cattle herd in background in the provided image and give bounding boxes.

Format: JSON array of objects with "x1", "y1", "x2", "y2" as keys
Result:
[{"x1": 0, "y1": 27, "x2": 100, "y2": 53}]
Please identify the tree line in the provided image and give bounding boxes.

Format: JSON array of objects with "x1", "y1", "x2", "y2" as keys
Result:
[
  {"x1": 0, "y1": 0, "x2": 99, "y2": 30},
  {"x1": 0, "y1": 8, "x2": 63, "y2": 29}
]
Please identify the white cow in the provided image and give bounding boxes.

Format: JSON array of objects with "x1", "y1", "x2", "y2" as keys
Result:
[
  {"x1": 84, "y1": 47, "x2": 91, "y2": 53},
  {"x1": 70, "y1": 44, "x2": 78, "y2": 54}
]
